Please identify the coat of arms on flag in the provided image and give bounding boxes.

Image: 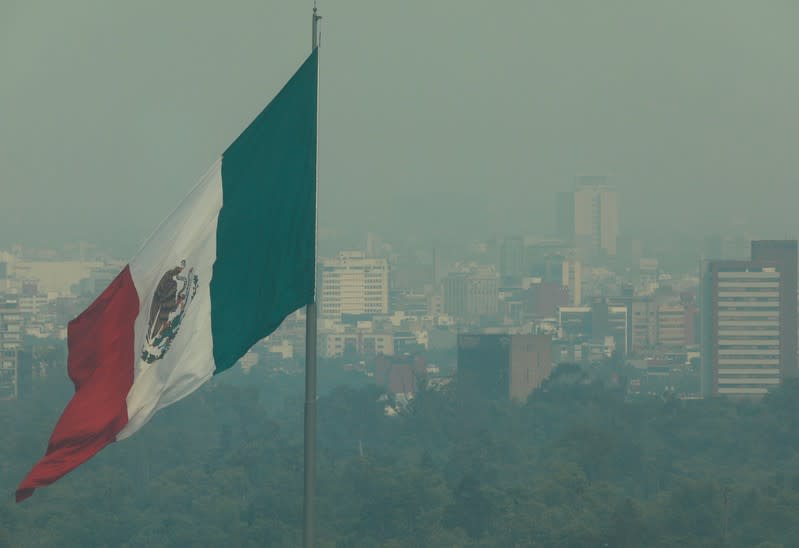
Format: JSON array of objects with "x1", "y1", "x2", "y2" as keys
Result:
[{"x1": 141, "y1": 260, "x2": 199, "y2": 364}]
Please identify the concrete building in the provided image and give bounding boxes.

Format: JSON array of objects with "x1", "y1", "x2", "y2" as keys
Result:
[
  {"x1": 374, "y1": 354, "x2": 426, "y2": 396},
  {"x1": 630, "y1": 296, "x2": 699, "y2": 354},
  {"x1": 321, "y1": 332, "x2": 394, "y2": 358},
  {"x1": 391, "y1": 291, "x2": 428, "y2": 317},
  {"x1": 572, "y1": 176, "x2": 620, "y2": 256},
  {"x1": 525, "y1": 282, "x2": 570, "y2": 319},
  {"x1": 0, "y1": 349, "x2": 19, "y2": 399},
  {"x1": 558, "y1": 301, "x2": 628, "y2": 357},
  {"x1": 558, "y1": 306, "x2": 592, "y2": 342},
  {"x1": 701, "y1": 241, "x2": 797, "y2": 397},
  {"x1": 442, "y1": 265, "x2": 499, "y2": 321},
  {"x1": 0, "y1": 299, "x2": 22, "y2": 350},
  {"x1": 561, "y1": 259, "x2": 582, "y2": 305},
  {"x1": 751, "y1": 240, "x2": 798, "y2": 379},
  {"x1": 555, "y1": 191, "x2": 575, "y2": 242},
  {"x1": 657, "y1": 304, "x2": 690, "y2": 348},
  {"x1": 499, "y1": 236, "x2": 525, "y2": 281},
  {"x1": 319, "y1": 252, "x2": 389, "y2": 319},
  {"x1": 0, "y1": 348, "x2": 31, "y2": 400},
  {"x1": 526, "y1": 252, "x2": 581, "y2": 305},
  {"x1": 701, "y1": 261, "x2": 783, "y2": 397},
  {"x1": 631, "y1": 298, "x2": 657, "y2": 352},
  {"x1": 457, "y1": 333, "x2": 552, "y2": 402},
  {"x1": 608, "y1": 305, "x2": 628, "y2": 355}
]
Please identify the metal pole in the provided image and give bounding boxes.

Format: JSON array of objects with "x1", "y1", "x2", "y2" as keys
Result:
[{"x1": 303, "y1": 6, "x2": 321, "y2": 548}]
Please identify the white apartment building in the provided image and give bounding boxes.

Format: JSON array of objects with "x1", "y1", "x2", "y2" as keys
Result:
[{"x1": 319, "y1": 252, "x2": 389, "y2": 319}]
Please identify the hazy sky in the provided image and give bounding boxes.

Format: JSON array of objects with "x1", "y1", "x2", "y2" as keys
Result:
[{"x1": 2, "y1": 1, "x2": 798, "y2": 252}]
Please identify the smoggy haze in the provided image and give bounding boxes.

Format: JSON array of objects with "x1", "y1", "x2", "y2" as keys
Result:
[{"x1": 2, "y1": 1, "x2": 798, "y2": 251}]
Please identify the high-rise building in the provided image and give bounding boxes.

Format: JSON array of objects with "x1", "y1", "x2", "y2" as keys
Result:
[
  {"x1": 631, "y1": 298, "x2": 657, "y2": 352},
  {"x1": 442, "y1": 265, "x2": 499, "y2": 320},
  {"x1": 555, "y1": 192, "x2": 575, "y2": 242},
  {"x1": 572, "y1": 176, "x2": 619, "y2": 256},
  {"x1": 318, "y1": 252, "x2": 389, "y2": 319},
  {"x1": 457, "y1": 334, "x2": 552, "y2": 401},
  {"x1": 701, "y1": 241, "x2": 797, "y2": 397},
  {"x1": 751, "y1": 240, "x2": 798, "y2": 379},
  {"x1": 561, "y1": 258, "x2": 582, "y2": 305},
  {"x1": 499, "y1": 236, "x2": 525, "y2": 281},
  {"x1": 701, "y1": 261, "x2": 783, "y2": 397}
]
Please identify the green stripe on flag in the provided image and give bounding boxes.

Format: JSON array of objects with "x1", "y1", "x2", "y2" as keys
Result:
[{"x1": 210, "y1": 50, "x2": 317, "y2": 373}]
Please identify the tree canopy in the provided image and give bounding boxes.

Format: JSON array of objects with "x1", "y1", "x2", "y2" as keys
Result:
[{"x1": 3, "y1": 363, "x2": 799, "y2": 547}]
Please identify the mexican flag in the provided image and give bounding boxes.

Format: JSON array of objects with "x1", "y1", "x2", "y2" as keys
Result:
[{"x1": 17, "y1": 50, "x2": 317, "y2": 502}]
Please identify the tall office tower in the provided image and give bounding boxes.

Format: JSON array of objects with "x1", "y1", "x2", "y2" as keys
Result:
[
  {"x1": 572, "y1": 176, "x2": 619, "y2": 256},
  {"x1": 701, "y1": 261, "x2": 783, "y2": 397},
  {"x1": 319, "y1": 251, "x2": 389, "y2": 319},
  {"x1": 499, "y1": 236, "x2": 525, "y2": 281},
  {"x1": 751, "y1": 241, "x2": 798, "y2": 379},
  {"x1": 457, "y1": 333, "x2": 552, "y2": 401},
  {"x1": 555, "y1": 192, "x2": 575, "y2": 242},
  {"x1": 443, "y1": 265, "x2": 499, "y2": 321},
  {"x1": 561, "y1": 258, "x2": 582, "y2": 305},
  {"x1": 631, "y1": 297, "x2": 657, "y2": 352}
]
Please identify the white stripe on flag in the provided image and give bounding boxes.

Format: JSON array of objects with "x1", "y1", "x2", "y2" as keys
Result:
[{"x1": 118, "y1": 159, "x2": 223, "y2": 440}]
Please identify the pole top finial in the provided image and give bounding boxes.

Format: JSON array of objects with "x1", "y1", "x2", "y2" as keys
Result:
[{"x1": 312, "y1": 2, "x2": 321, "y2": 50}]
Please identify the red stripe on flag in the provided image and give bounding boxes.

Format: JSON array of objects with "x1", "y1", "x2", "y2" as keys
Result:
[{"x1": 16, "y1": 265, "x2": 139, "y2": 502}]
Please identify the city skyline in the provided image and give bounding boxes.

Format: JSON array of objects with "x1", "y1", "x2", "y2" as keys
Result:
[{"x1": 4, "y1": 4, "x2": 799, "y2": 545}]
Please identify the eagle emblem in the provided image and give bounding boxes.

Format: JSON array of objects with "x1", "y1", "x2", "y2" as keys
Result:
[{"x1": 140, "y1": 260, "x2": 199, "y2": 364}]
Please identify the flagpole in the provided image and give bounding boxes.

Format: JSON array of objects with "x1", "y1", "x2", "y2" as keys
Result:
[{"x1": 304, "y1": 5, "x2": 321, "y2": 548}]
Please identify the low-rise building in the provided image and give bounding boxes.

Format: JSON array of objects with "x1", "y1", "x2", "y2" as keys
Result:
[{"x1": 457, "y1": 333, "x2": 552, "y2": 402}]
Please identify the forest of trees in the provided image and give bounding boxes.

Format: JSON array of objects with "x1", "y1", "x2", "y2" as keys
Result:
[{"x1": 3, "y1": 361, "x2": 799, "y2": 547}]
